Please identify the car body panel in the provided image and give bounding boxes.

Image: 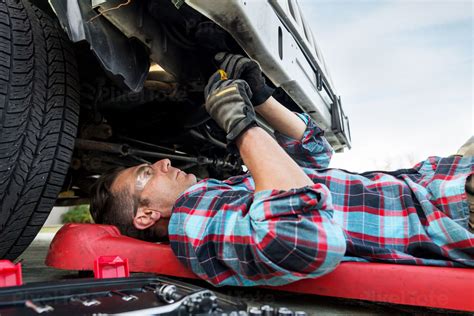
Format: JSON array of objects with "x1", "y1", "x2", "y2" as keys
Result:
[
  {"x1": 47, "y1": 0, "x2": 350, "y2": 151},
  {"x1": 185, "y1": 0, "x2": 351, "y2": 150}
]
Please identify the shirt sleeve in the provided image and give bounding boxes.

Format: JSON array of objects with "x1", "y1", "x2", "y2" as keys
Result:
[
  {"x1": 169, "y1": 181, "x2": 346, "y2": 287},
  {"x1": 275, "y1": 113, "x2": 334, "y2": 169}
]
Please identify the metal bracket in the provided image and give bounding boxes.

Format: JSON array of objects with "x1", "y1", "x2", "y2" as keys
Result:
[
  {"x1": 331, "y1": 96, "x2": 351, "y2": 149},
  {"x1": 171, "y1": 0, "x2": 185, "y2": 9}
]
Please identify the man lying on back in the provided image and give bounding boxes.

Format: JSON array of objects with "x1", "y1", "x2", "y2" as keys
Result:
[{"x1": 90, "y1": 53, "x2": 474, "y2": 286}]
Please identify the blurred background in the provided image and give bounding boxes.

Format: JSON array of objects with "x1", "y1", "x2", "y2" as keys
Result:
[{"x1": 300, "y1": 0, "x2": 473, "y2": 172}]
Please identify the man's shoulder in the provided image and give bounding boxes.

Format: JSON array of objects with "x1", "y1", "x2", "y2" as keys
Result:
[{"x1": 171, "y1": 177, "x2": 255, "y2": 220}]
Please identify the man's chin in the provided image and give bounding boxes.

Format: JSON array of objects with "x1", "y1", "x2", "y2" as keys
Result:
[
  {"x1": 189, "y1": 174, "x2": 198, "y2": 185},
  {"x1": 182, "y1": 173, "x2": 197, "y2": 186}
]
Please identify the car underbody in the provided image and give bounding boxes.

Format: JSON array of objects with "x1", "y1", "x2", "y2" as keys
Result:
[
  {"x1": 35, "y1": 0, "x2": 351, "y2": 206},
  {"x1": 0, "y1": 0, "x2": 350, "y2": 259}
]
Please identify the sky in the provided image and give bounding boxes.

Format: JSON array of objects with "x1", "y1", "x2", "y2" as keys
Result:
[{"x1": 298, "y1": 0, "x2": 473, "y2": 171}]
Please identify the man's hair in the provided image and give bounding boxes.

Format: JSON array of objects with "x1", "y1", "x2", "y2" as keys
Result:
[{"x1": 89, "y1": 167, "x2": 164, "y2": 242}]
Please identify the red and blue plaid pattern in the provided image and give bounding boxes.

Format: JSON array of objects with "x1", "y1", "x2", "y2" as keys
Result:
[{"x1": 169, "y1": 114, "x2": 474, "y2": 286}]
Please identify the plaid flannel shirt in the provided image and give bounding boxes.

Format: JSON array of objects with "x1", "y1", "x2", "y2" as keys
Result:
[{"x1": 169, "y1": 114, "x2": 474, "y2": 286}]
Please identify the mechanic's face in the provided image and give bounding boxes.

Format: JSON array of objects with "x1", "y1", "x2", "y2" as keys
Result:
[{"x1": 112, "y1": 159, "x2": 197, "y2": 230}]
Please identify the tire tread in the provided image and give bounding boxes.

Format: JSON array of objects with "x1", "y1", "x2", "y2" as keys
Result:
[{"x1": 0, "y1": 0, "x2": 79, "y2": 259}]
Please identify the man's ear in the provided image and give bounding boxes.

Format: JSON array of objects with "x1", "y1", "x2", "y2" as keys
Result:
[{"x1": 133, "y1": 207, "x2": 161, "y2": 230}]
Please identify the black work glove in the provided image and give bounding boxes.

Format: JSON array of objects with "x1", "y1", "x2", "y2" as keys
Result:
[
  {"x1": 204, "y1": 71, "x2": 257, "y2": 143},
  {"x1": 215, "y1": 52, "x2": 275, "y2": 107}
]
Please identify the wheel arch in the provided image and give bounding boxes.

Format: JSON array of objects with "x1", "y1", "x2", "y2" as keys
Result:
[{"x1": 42, "y1": 0, "x2": 149, "y2": 92}]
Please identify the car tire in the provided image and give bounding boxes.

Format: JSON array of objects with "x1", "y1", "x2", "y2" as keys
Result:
[{"x1": 0, "y1": 0, "x2": 79, "y2": 259}]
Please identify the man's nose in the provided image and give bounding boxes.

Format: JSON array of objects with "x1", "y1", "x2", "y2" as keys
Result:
[{"x1": 155, "y1": 159, "x2": 171, "y2": 173}]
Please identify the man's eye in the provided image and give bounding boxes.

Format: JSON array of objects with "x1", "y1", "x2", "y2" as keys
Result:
[
  {"x1": 145, "y1": 167, "x2": 153, "y2": 177},
  {"x1": 136, "y1": 166, "x2": 153, "y2": 191}
]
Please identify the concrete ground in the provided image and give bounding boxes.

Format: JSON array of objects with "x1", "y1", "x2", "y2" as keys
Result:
[{"x1": 15, "y1": 228, "x2": 464, "y2": 315}]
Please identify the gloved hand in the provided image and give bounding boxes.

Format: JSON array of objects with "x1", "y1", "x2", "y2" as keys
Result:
[
  {"x1": 214, "y1": 52, "x2": 274, "y2": 107},
  {"x1": 204, "y1": 70, "x2": 257, "y2": 143}
]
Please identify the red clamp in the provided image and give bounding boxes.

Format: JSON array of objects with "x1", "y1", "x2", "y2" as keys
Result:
[
  {"x1": 0, "y1": 260, "x2": 22, "y2": 287},
  {"x1": 93, "y1": 255, "x2": 130, "y2": 279}
]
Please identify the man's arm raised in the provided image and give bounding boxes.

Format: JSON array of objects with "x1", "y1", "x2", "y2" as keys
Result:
[
  {"x1": 174, "y1": 73, "x2": 346, "y2": 287},
  {"x1": 236, "y1": 126, "x2": 312, "y2": 192},
  {"x1": 204, "y1": 72, "x2": 312, "y2": 193},
  {"x1": 255, "y1": 96, "x2": 307, "y2": 141}
]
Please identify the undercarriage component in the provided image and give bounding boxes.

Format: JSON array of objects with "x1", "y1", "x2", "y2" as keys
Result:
[
  {"x1": 185, "y1": 0, "x2": 351, "y2": 150},
  {"x1": 188, "y1": 130, "x2": 226, "y2": 149},
  {"x1": 98, "y1": 1, "x2": 174, "y2": 79},
  {"x1": 94, "y1": 0, "x2": 234, "y2": 81},
  {"x1": 74, "y1": 139, "x2": 240, "y2": 171},
  {"x1": 48, "y1": 0, "x2": 351, "y2": 150},
  {"x1": 48, "y1": 0, "x2": 149, "y2": 91}
]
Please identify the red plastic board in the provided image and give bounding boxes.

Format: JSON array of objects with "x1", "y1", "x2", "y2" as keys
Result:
[
  {"x1": 94, "y1": 255, "x2": 130, "y2": 279},
  {"x1": 0, "y1": 260, "x2": 22, "y2": 287},
  {"x1": 45, "y1": 224, "x2": 474, "y2": 311}
]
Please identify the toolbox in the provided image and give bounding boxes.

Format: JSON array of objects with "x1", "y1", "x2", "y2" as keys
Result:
[{"x1": 0, "y1": 275, "x2": 248, "y2": 315}]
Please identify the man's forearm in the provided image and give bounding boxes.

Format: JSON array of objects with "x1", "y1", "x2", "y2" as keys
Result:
[
  {"x1": 256, "y1": 96, "x2": 306, "y2": 140},
  {"x1": 236, "y1": 126, "x2": 313, "y2": 192}
]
